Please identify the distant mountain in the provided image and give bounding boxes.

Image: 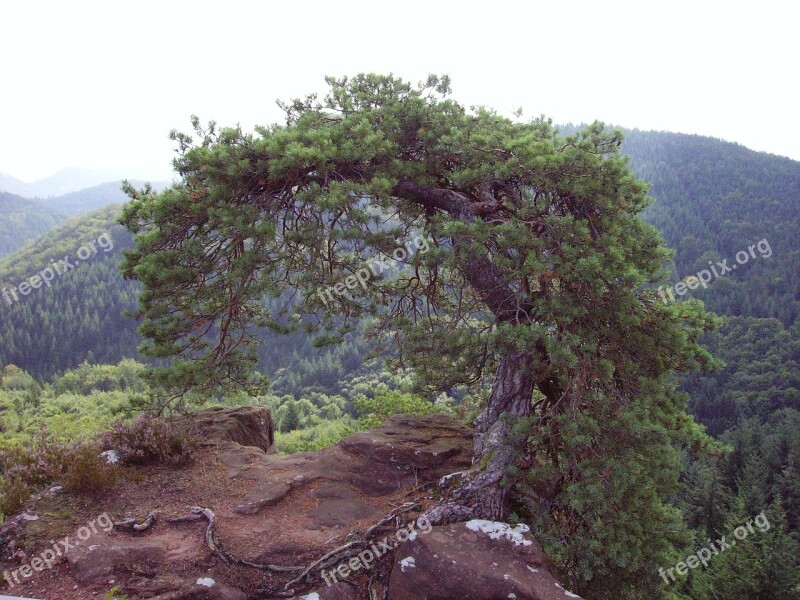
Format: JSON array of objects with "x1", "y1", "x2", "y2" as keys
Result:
[
  {"x1": 0, "y1": 180, "x2": 168, "y2": 257},
  {"x1": 36, "y1": 180, "x2": 169, "y2": 216},
  {"x1": 0, "y1": 192, "x2": 66, "y2": 257},
  {"x1": 0, "y1": 172, "x2": 31, "y2": 196},
  {"x1": 0, "y1": 167, "x2": 171, "y2": 198}
]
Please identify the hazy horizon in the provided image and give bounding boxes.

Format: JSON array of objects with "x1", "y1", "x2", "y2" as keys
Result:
[
  {"x1": 1, "y1": 0, "x2": 797, "y2": 182},
  {"x1": 3, "y1": 123, "x2": 798, "y2": 189}
]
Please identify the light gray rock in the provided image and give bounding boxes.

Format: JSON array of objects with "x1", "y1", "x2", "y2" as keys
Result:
[{"x1": 388, "y1": 520, "x2": 584, "y2": 600}]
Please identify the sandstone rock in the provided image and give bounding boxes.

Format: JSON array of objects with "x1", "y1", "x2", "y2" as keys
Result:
[
  {"x1": 309, "y1": 481, "x2": 384, "y2": 527},
  {"x1": 126, "y1": 573, "x2": 187, "y2": 596},
  {"x1": 180, "y1": 405, "x2": 275, "y2": 452},
  {"x1": 232, "y1": 413, "x2": 473, "y2": 517},
  {"x1": 66, "y1": 532, "x2": 202, "y2": 583},
  {"x1": 294, "y1": 581, "x2": 359, "y2": 599},
  {"x1": 0, "y1": 407, "x2": 581, "y2": 600},
  {"x1": 388, "y1": 520, "x2": 584, "y2": 600},
  {"x1": 147, "y1": 577, "x2": 247, "y2": 600},
  {"x1": 339, "y1": 413, "x2": 474, "y2": 470}
]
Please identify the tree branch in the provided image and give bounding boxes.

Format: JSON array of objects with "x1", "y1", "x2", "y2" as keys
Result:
[{"x1": 393, "y1": 180, "x2": 533, "y2": 323}]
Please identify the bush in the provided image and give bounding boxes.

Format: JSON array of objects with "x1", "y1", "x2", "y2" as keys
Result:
[
  {"x1": 0, "y1": 434, "x2": 65, "y2": 485},
  {"x1": 0, "y1": 433, "x2": 121, "y2": 513},
  {"x1": 355, "y1": 390, "x2": 443, "y2": 429},
  {"x1": 61, "y1": 444, "x2": 120, "y2": 498},
  {"x1": 0, "y1": 476, "x2": 33, "y2": 517},
  {"x1": 102, "y1": 414, "x2": 195, "y2": 465},
  {"x1": 275, "y1": 419, "x2": 358, "y2": 454}
]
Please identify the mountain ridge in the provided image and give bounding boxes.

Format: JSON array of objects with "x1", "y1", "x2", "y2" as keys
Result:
[
  {"x1": 0, "y1": 191, "x2": 66, "y2": 257},
  {"x1": 0, "y1": 167, "x2": 170, "y2": 198},
  {"x1": 0, "y1": 167, "x2": 167, "y2": 200}
]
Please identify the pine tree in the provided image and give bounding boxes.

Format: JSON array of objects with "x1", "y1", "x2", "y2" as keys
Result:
[
  {"x1": 280, "y1": 400, "x2": 301, "y2": 433},
  {"x1": 120, "y1": 74, "x2": 721, "y2": 596},
  {"x1": 686, "y1": 498, "x2": 799, "y2": 599}
]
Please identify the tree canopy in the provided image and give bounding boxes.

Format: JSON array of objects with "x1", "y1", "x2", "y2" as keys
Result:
[{"x1": 121, "y1": 74, "x2": 714, "y2": 401}]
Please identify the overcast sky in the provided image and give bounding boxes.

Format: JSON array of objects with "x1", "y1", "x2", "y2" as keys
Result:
[{"x1": 1, "y1": 0, "x2": 797, "y2": 182}]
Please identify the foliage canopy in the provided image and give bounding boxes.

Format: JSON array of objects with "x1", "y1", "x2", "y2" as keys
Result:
[{"x1": 121, "y1": 74, "x2": 715, "y2": 403}]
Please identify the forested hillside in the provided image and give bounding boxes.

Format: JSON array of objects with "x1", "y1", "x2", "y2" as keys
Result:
[
  {"x1": 0, "y1": 205, "x2": 373, "y2": 386},
  {"x1": 682, "y1": 317, "x2": 800, "y2": 435},
  {"x1": 35, "y1": 179, "x2": 169, "y2": 216},
  {"x1": 625, "y1": 129, "x2": 800, "y2": 326},
  {"x1": 0, "y1": 192, "x2": 65, "y2": 256},
  {"x1": 0, "y1": 206, "x2": 142, "y2": 377},
  {"x1": 0, "y1": 179, "x2": 168, "y2": 258}
]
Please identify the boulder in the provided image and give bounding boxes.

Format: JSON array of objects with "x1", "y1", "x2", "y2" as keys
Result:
[
  {"x1": 388, "y1": 520, "x2": 584, "y2": 600},
  {"x1": 232, "y1": 413, "x2": 473, "y2": 518},
  {"x1": 180, "y1": 405, "x2": 274, "y2": 452},
  {"x1": 339, "y1": 413, "x2": 474, "y2": 470}
]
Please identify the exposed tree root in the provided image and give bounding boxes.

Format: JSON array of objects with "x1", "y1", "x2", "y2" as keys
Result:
[
  {"x1": 122, "y1": 465, "x2": 514, "y2": 597},
  {"x1": 421, "y1": 500, "x2": 477, "y2": 525},
  {"x1": 113, "y1": 510, "x2": 158, "y2": 532},
  {"x1": 280, "y1": 501, "x2": 419, "y2": 591},
  {"x1": 165, "y1": 513, "x2": 204, "y2": 524},
  {"x1": 168, "y1": 506, "x2": 303, "y2": 574}
]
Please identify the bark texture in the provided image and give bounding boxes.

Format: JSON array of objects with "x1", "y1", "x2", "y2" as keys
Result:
[{"x1": 427, "y1": 349, "x2": 534, "y2": 523}]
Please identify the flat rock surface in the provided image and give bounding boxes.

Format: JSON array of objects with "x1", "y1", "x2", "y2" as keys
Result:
[
  {"x1": 388, "y1": 521, "x2": 585, "y2": 600},
  {"x1": 0, "y1": 410, "x2": 473, "y2": 599},
  {"x1": 1, "y1": 409, "x2": 579, "y2": 600},
  {"x1": 292, "y1": 582, "x2": 359, "y2": 599},
  {"x1": 148, "y1": 577, "x2": 248, "y2": 600},
  {"x1": 232, "y1": 413, "x2": 473, "y2": 519},
  {"x1": 66, "y1": 532, "x2": 204, "y2": 583}
]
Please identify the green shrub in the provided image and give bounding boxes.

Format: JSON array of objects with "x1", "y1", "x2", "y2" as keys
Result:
[
  {"x1": 61, "y1": 444, "x2": 120, "y2": 498},
  {"x1": 104, "y1": 584, "x2": 128, "y2": 600},
  {"x1": 355, "y1": 390, "x2": 443, "y2": 429},
  {"x1": 274, "y1": 419, "x2": 358, "y2": 454}
]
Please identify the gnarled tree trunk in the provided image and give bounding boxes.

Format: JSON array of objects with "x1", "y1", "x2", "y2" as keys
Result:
[{"x1": 426, "y1": 349, "x2": 534, "y2": 523}]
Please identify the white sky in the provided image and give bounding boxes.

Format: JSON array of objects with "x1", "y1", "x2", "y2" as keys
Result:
[{"x1": 0, "y1": 0, "x2": 797, "y2": 182}]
